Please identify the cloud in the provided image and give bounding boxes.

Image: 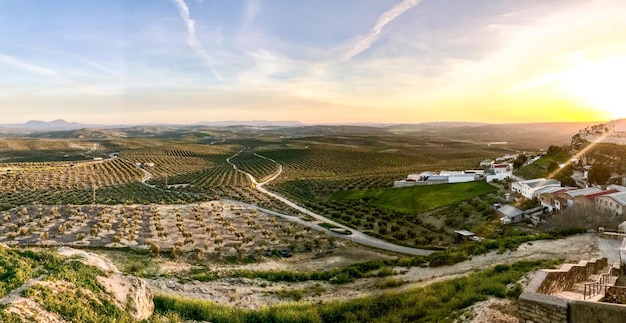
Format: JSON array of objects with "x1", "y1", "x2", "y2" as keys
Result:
[
  {"x1": 343, "y1": 0, "x2": 422, "y2": 61},
  {"x1": 171, "y1": 0, "x2": 223, "y2": 80},
  {"x1": 0, "y1": 53, "x2": 56, "y2": 76}
]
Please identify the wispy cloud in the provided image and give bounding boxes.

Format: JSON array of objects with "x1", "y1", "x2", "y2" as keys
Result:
[
  {"x1": 171, "y1": 0, "x2": 223, "y2": 80},
  {"x1": 0, "y1": 53, "x2": 56, "y2": 76},
  {"x1": 343, "y1": 0, "x2": 422, "y2": 61}
]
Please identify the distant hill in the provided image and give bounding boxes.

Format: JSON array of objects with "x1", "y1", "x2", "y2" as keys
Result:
[
  {"x1": 386, "y1": 121, "x2": 600, "y2": 148},
  {"x1": 1, "y1": 119, "x2": 98, "y2": 131},
  {"x1": 0, "y1": 119, "x2": 603, "y2": 150},
  {"x1": 195, "y1": 120, "x2": 304, "y2": 127}
]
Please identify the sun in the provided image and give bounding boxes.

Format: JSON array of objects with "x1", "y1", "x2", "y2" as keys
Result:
[{"x1": 557, "y1": 57, "x2": 626, "y2": 119}]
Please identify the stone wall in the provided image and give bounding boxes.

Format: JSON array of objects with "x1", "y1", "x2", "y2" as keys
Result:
[
  {"x1": 605, "y1": 286, "x2": 626, "y2": 305},
  {"x1": 536, "y1": 258, "x2": 607, "y2": 295},
  {"x1": 569, "y1": 300, "x2": 626, "y2": 323},
  {"x1": 519, "y1": 271, "x2": 569, "y2": 323},
  {"x1": 518, "y1": 258, "x2": 608, "y2": 323}
]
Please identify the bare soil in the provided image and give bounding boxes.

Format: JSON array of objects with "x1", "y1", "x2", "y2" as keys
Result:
[{"x1": 0, "y1": 201, "x2": 338, "y2": 259}]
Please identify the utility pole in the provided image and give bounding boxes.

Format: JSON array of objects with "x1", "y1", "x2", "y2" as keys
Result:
[{"x1": 92, "y1": 185, "x2": 97, "y2": 204}]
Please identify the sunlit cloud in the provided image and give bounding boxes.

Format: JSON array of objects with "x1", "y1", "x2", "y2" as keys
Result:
[
  {"x1": 2, "y1": 0, "x2": 626, "y2": 124},
  {"x1": 343, "y1": 0, "x2": 422, "y2": 61},
  {"x1": 0, "y1": 53, "x2": 56, "y2": 76},
  {"x1": 171, "y1": 0, "x2": 223, "y2": 80}
]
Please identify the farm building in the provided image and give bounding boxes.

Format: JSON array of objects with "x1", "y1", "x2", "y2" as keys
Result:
[
  {"x1": 393, "y1": 170, "x2": 477, "y2": 187},
  {"x1": 498, "y1": 205, "x2": 524, "y2": 224},
  {"x1": 453, "y1": 230, "x2": 482, "y2": 243},
  {"x1": 511, "y1": 178, "x2": 561, "y2": 199}
]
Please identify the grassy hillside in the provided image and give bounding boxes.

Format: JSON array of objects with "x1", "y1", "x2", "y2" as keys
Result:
[
  {"x1": 514, "y1": 151, "x2": 571, "y2": 179},
  {"x1": 331, "y1": 181, "x2": 497, "y2": 214},
  {"x1": 0, "y1": 247, "x2": 135, "y2": 322}
]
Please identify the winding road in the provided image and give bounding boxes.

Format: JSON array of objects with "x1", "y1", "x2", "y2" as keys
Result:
[{"x1": 226, "y1": 149, "x2": 434, "y2": 256}]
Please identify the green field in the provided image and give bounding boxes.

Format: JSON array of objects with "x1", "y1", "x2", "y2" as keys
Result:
[{"x1": 331, "y1": 181, "x2": 498, "y2": 214}]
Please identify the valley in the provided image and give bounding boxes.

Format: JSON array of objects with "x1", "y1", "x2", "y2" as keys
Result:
[{"x1": 0, "y1": 121, "x2": 616, "y2": 322}]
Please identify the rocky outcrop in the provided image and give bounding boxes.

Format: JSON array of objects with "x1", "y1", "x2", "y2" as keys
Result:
[
  {"x1": 98, "y1": 274, "x2": 154, "y2": 321},
  {"x1": 57, "y1": 247, "x2": 155, "y2": 321},
  {"x1": 0, "y1": 246, "x2": 154, "y2": 321}
]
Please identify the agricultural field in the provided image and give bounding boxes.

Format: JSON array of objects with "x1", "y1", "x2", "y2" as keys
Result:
[
  {"x1": 257, "y1": 138, "x2": 510, "y2": 247},
  {"x1": 332, "y1": 181, "x2": 497, "y2": 214},
  {"x1": 0, "y1": 158, "x2": 144, "y2": 192},
  {"x1": 0, "y1": 123, "x2": 597, "y2": 322},
  {"x1": 0, "y1": 201, "x2": 336, "y2": 260},
  {"x1": 0, "y1": 125, "x2": 556, "y2": 248},
  {"x1": 0, "y1": 138, "x2": 107, "y2": 162}
]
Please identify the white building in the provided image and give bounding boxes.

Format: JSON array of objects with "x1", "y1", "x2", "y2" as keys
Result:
[
  {"x1": 511, "y1": 178, "x2": 561, "y2": 199},
  {"x1": 447, "y1": 174, "x2": 476, "y2": 183}
]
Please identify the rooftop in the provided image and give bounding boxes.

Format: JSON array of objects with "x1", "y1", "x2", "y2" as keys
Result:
[
  {"x1": 497, "y1": 204, "x2": 524, "y2": 217},
  {"x1": 520, "y1": 178, "x2": 561, "y2": 188},
  {"x1": 566, "y1": 187, "x2": 603, "y2": 198},
  {"x1": 606, "y1": 191, "x2": 626, "y2": 206}
]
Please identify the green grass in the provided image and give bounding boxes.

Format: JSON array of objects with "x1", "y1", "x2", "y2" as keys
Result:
[
  {"x1": 0, "y1": 246, "x2": 134, "y2": 322},
  {"x1": 154, "y1": 259, "x2": 561, "y2": 323},
  {"x1": 331, "y1": 181, "x2": 497, "y2": 214},
  {"x1": 514, "y1": 152, "x2": 571, "y2": 179}
]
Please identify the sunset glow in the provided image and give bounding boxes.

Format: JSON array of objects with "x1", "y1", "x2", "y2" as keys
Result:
[
  {"x1": 1, "y1": 1, "x2": 625, "y2": 124},
  {"x1": 557, "y1": 57, "x2": 626, "y2": 120}
]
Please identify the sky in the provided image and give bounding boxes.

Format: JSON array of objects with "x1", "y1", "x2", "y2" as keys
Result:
[{"x1": 1, "y1": 0, "x2": 626, "y2": 124}]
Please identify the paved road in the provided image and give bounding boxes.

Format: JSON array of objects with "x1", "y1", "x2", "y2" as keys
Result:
[
  {"x1": 135, "y1": 165, "x2": 154, "y2": 187},
  {"x1": 226, "y1": 149, "x2": 434, "y2": 256}
]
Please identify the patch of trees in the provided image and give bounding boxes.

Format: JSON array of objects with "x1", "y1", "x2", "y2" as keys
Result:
[
  {"x1": 551, "y1": 163, "x2": 576, "y2": 187},
  {"x1": 543, "y1": 205, "x2": 622, "y2": 232},
  {"x1": 513, "y1": 155, "x2": 529, "y2": 169},
  {"x1": 588, "y1": 163, "x2": 612, "y2": 185}
]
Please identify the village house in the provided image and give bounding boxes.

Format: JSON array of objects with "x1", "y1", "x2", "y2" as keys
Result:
[
  {"x1": 573, "y1": 189, "x2": 619, "y2": 208},
  {"x1": 486, "y1": 163, "x2": 513, "y2": 183},
  {"x1": 538, "y1": 187, "x2": 572, "y2": 212},
  {"x1": 596, "y1": 191, "x2": 626, "y2": 216},
  {"x1": 556, "y1": 187, "x2": 603, "y2": 209},
  {"x1": 511, "y1": 178, "x2": 561, "y2": 199}
]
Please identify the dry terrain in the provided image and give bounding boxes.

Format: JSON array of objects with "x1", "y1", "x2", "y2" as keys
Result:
[
  {"x1": 0, "y1": 201, "x2": 338, "y2": 259},
  {"x1": 147, "y1": 234, "x2": 613, "y2": 311}
]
